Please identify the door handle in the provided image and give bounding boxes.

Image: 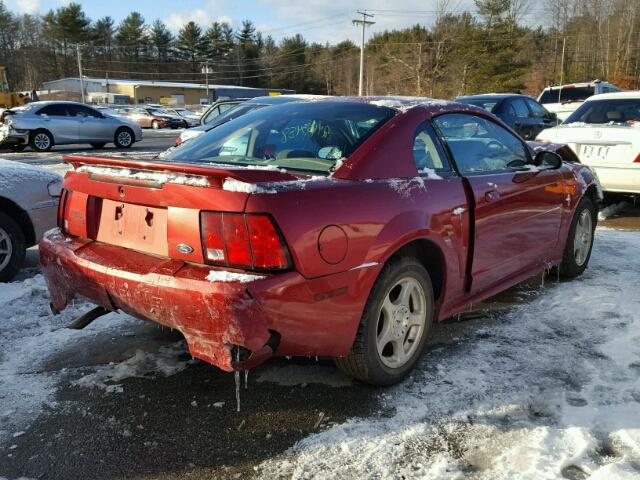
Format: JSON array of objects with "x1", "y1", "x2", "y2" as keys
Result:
[{"x1": 485, "y1": 190, "x2": 500, "y2": 202}]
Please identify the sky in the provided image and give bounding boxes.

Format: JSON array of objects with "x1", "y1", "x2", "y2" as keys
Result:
[{"x1": 3, "y1": 0, "x2": 548, "y2": 44}]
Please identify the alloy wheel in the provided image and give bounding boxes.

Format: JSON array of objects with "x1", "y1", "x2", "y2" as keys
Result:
[
  {"x1": 33, "y1": 133, "x2": 50, "y2": 151},
  {"x1": 117, "y1": 131, "x2": 132, "y2": 147},
  {"x1": 376, "y1": 276, "x2": 427, "y2": 369},
  {"x1": 574, "y1": 208, "x2": 593, "y2": 266},
  {"x1": 0, "y1": 226, "x2": 13, "y2": 272}
]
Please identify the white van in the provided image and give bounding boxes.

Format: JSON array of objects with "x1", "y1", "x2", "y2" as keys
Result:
[{"x1": 538, "y1": 80, "x2": 621, "y2": 122}]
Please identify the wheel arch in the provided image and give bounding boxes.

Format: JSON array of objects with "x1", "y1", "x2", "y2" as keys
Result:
[
  {"x1": 0, "y1": 196, "x2": 36, "y2": 246},
  {"x1": 382, "y1": 237, "x2": 446, "y2": 303}
]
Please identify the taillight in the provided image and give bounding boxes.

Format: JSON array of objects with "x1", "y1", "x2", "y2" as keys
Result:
[
  {"x1": 175, "y1": 136, "x2": 183, "y2": 146},
  {"x1": 57, "y1": 189, "x2": 71, "y2": 231},
  {"x1": 634, "y1": 153, "x2": 640, "y2": 163},
  {"x1": 200, "y1": 212, "x2": 291, "y2": 271}
]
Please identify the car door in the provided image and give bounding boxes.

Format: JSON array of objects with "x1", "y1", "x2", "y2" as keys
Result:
[
  {"x1": 508, "y1": 98, "x2": 535, "y2": 139},
  {"x1": 524, "y1": 98, "x2": 556, "y2": 137},
  {"x1": 66, "y1": 105, "x2": 110, "y2": 142},
  {"x1": 432, "y1": 112, "x2": 566, "y2": 295},
  {"x1": 35, "y1": 104, "x2": 77, "y2": 144}
]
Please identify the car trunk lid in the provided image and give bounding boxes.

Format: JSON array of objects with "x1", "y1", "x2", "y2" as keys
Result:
[
  {"x1": 542, "y1": 125, "x2": 640, "y2": 167},
  {"x1": 61, "y1": 154, "x2": 298, "y2": 264}
]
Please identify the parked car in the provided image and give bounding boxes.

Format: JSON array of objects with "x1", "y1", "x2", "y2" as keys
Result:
[
  {"x1": 126, "y1": 107, "x2": 184, "y2": 129},
  {"x1": 0, "y1": 101, "x2": 142, "y2": 152},
  {"x1": 537, "y1": 80, "x2": 621, "y2": 122},
  {"x1": 536, "y1": 91, "x2": 640, "y2": 194},
  {"x1": 41, "y1": 97, "x2": 601, "y2": 386},
  {"x1": 200, "y1": 99, "x2": 249, "y2": 125},
  {"x1": 455, "y1": 94, "x2": 558, "y2": 140},
  {"x1": 0, "y1": 160, "x2": 61, "y2": 281},
  {"x1": 161, "y1": 108, "x2": 200, "y2": 128},
  {"x1": 176, "y1": 95, "x2": 327, "y2": 145}
]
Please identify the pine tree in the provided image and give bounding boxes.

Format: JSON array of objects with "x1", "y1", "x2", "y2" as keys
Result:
[
  {"x1": 175, "y1": 21, "x2": 205, "y2": 73},
  {"x1": 116, "y1": 12, "x2": 147, "y2": 60},
  {"x1": 92, "y1": 16, "x2": 115, "y2": 59},
  {"x1": 151, "y1": 20, "x2": 173, "y2": 64}
]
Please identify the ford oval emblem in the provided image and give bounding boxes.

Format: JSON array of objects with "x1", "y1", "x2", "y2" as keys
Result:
[{"x1": 176, "y1": 243, "x2": 194, "y2": 254}]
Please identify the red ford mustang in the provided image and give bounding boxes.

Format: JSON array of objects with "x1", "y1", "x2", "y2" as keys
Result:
[{"x1": 40, "y1": 97, "x2": 601, "y2": 385}]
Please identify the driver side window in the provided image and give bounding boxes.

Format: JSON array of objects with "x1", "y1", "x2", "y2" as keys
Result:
[{"x1": 433, "y1": 113, "x2": 528, "y2": 174}]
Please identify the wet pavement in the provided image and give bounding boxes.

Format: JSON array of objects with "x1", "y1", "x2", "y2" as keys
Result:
[{"x1": 0, "y1": 195, "x2": 638, "y2": 480}]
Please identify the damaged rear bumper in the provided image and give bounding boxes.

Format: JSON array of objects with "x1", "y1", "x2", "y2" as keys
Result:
[{"x1": 40, "y1": 229, "x2": 278, "y2": 371}]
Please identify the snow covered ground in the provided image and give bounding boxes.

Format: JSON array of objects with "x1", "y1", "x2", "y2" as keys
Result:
[
  {"x1": 0, "y1": 228, "x2": 639, "y2": 479},
  {"x1": 257, "y1": 228, "x2": 640, "y2": 480}
]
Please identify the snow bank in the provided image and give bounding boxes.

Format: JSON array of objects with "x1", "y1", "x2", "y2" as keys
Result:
[
  {"x1": 257, "y1": 229, "x2": 640, "y2": 479},
  {"x1": 0, "y1": 275, "x2": 137, "y2": 444}
]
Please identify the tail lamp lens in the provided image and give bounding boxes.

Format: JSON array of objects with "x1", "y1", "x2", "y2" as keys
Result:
[
  {"x1": 200, "y1": 212, "x2": 291, "y2": 271},
  {"x1": 57, "y1": 189, "x2": 71, "y2": 231},
  {"x1": 634, "y1": 153, "x2": 640, "y2": 163}
]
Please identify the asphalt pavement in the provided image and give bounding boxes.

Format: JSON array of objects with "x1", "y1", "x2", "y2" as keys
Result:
[{"x1": 1, "y1": 137, "x2": 639, "y2": 479}]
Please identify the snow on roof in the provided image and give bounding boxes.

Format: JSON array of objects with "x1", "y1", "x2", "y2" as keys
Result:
[{"x1": 587, "y1": 91, "x2": 640, "y2": 101}]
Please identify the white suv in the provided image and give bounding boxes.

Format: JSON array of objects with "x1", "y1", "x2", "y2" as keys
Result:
[{"x1": 538, "y1": 80, "x2": 621, "y2": 122}]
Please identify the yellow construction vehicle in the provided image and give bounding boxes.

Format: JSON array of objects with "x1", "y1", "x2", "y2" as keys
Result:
[{"x1": 0, "y1": 66, "x2": 30, "y2": 109}]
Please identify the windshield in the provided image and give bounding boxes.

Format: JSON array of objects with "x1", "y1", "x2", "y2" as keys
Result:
[
  {"x1": 539, "y1": 86, "x2": 595, "y2": 104},
  {"x1": 564, "y1": 99, "x2": 640, "y2": 125},
  {"x1": 164, "y1": 102, "x2": 395, "y2": 173}
]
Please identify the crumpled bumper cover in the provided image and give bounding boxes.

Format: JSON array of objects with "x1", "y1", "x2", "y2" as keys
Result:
[{"x1": 40, "y1": 229, "x2": 273, "y2": 371}]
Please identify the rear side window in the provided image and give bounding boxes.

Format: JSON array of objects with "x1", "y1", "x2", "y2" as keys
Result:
[
  {"x1": 413, "y1": 123, "x2": 451, "y2": 173},
  {"x1": 67, "y1": 105, "x2": 101, "y2": 118},
  {"x1": 37, "y1": 105, "x2": 68, "y2": 116},
  {"x1": 525, "y1": 99, "x2": 548, "y2": 118},
  {"x1": 433, "y1": 113, "x2": 528, "y2": 174},
  {"x1": 510, "y1": 99, "x2": 530, "y2": 118},
  {"x1": 564, "y1": 99, "x2": 640, "y2": 124},
  {"x1": 539, "y1": 86, "x2": 595, "y2": 104}
]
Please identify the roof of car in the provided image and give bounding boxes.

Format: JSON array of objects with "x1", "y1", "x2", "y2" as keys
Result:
[
  {"x1": 585, "y1": 91, "x2": 640, "y2": 101},
  {"x1": 542, "y1": 80, "x2": 616, "y2": 90},
  {"x1": 456, "y1": 93, "x2": 527, "y2": 101}
]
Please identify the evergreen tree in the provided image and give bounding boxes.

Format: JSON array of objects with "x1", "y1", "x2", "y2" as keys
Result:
[
  {"x1": 150, "y1": 20, "x2": 173, "y2": 64},
  {"x1": 116, "y1": 12, "x2": 147, "y2": 60},
  {"x1": 92, "y1": 16, "x2": 115, "y2": 59},
  {"x1": 175, "y1": 21, "x2": 205, "y2": 73}
]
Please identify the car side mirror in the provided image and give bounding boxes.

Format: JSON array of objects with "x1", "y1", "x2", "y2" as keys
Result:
[{"x1": 533, "y1": 151, "x2": 562, "y2": 169}]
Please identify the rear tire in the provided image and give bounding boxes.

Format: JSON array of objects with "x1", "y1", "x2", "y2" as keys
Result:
[
  {"x1": 559, "y1": 196, "x2": 597, "y2": 278},
  {"x1": 0, "y1": 212, "x2": 26, "y2": 283},
  {"x1": 114, "y1": 127, "x2": 134, "y2": 149},
  {"x1": 29, "y1": 130, "x2": 53, "y2": 152},
  {"x1": 335, "y1": 257, "x2": 434, "y2": 386},
  {"x1": 91, "y1": 143, "x2": 106, "y2": 149}
]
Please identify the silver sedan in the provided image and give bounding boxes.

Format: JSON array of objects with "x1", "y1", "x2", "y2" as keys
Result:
[
  {"x1": 0, "y1": 101, "x2": 143, "y2": 152},
  {"x1": 0, "y1": 159, "x2": 61, "y2": 281}
]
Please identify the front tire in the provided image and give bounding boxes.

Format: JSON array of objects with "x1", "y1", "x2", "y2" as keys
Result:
[
  {"x1": 29, "y1": 130, "x2": 53, "y2": 152},
  {"x1": 0, "y1": 212, "x2": 26, "y2": 282},
  {"x1": 335, "y1": 258, "x2": 434, "y2": 386},
  {"x1": 114, "y1": 127, "x2": 134, "y2": 149},
  {"x1": 559, "y1": 197, "x2": 597, "y2": 278}
]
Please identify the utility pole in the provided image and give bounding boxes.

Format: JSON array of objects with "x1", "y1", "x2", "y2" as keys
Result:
[
  {"x1": 76, "y1": 44, "x2": 85, "y2": 103},
  {"x1": 558, "y1": 36, "x2": 566, "y2": 104},
  {"x1": 353, "y1": 10, "x2": 375, "y2": 96}
]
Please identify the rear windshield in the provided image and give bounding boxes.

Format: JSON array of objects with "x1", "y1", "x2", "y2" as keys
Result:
[
  {"x1": 539, "y1": 86, "x2": 595, "y2": 104},
  {"x1": 564, "y1": 99, "x2": 640, "y2": 125},
  {"x1": 164, "y1": 102, "x2": 395, "y2": 173},
  {"x1": 456, "y1": 98, "x2": 499, "y2": 113}
]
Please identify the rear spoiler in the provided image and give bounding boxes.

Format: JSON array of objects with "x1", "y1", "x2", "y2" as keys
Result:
[{"x1": 63, "y1": 154, "x2": 299, "y2": 184}]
